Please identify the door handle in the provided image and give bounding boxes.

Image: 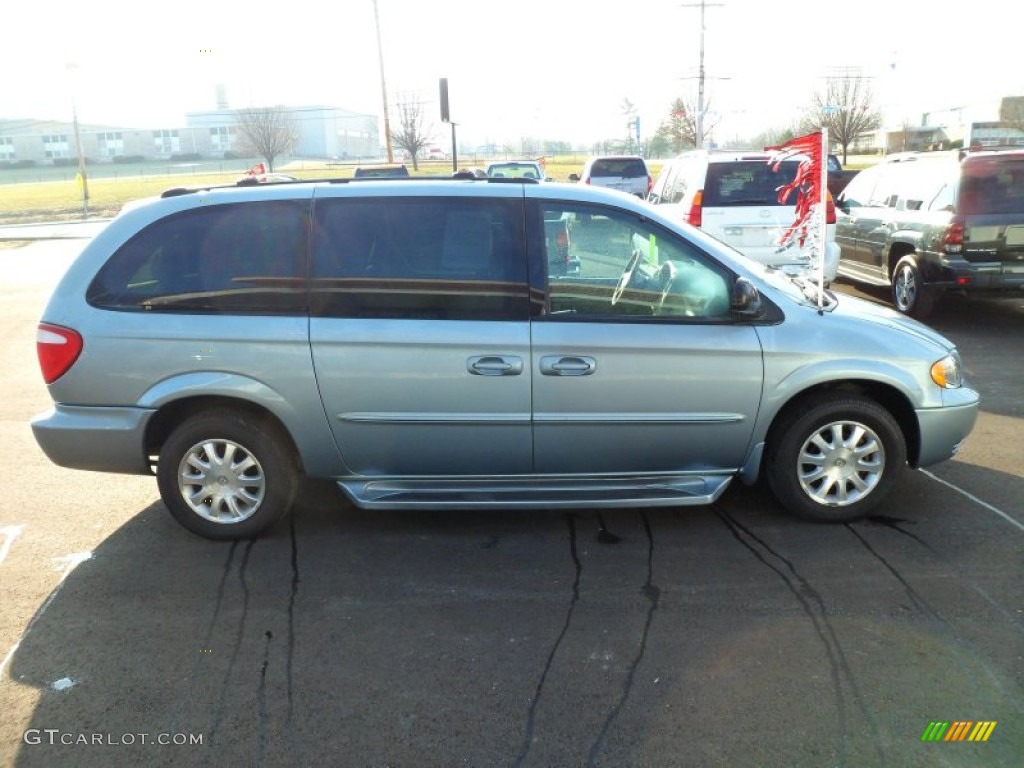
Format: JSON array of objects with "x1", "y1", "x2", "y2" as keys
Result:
[
  {"x1": 540, "y1": 355, "x2": 596, "y2": 376},
  {"x1": 467, "y1": 356, "x2": 523, "y2": 376}
]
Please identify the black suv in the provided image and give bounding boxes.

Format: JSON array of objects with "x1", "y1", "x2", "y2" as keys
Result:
[{"x1": 834, "y1": 149, "x2": 1024, "y2": 317}]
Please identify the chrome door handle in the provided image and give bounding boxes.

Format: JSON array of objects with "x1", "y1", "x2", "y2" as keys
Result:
[
  {"x1": 540, "y1": 355, "x2": 596, "y2": 376},
  {"x1": 467, "y1": 356, "x2": 523, "y2": 376}
]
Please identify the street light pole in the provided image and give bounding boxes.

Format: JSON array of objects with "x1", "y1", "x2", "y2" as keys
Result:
[
  {"x1": 680, "y1": 1, "x2": 722, "y2": 149},
  {"x1": 373, "y1": 0, "x2": 394, "y2": 163}
]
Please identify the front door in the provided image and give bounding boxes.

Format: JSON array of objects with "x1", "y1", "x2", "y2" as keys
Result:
[{"x1": 526, "y1": 196, "x2": 764, "y2": 475}]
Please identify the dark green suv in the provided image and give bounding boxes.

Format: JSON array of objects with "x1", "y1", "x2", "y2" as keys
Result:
[{"x1": 834, "y1": 149, "x2": 1024, "y2": 317}]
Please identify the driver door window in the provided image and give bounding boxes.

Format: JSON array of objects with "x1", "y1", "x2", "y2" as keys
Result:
[{"x1": 534, "y1": 202, "x2": 731, "y2": 321}]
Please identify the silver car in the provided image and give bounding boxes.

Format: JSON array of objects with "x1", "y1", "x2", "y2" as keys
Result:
[{"x1": 32, "y1": 178, "x2": 979, "y2": 539}]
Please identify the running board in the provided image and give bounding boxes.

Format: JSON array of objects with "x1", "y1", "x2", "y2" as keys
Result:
[{"x1": 337, "y1": 474, "x2": 733, "y2": 510}]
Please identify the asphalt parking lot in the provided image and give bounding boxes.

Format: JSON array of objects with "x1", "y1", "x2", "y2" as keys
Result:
[{"x1": 1, "y1": 238, "x2": 1022, "y2": 767}]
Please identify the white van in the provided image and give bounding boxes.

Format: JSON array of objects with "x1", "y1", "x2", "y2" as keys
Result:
[{"x1": 648, "y1": 150, "x2": 839, "y2": 281}]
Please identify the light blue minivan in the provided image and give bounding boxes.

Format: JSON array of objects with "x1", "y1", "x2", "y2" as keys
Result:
[{"x1": 32, "y1": 178, "x2": 979, "y2": 539}]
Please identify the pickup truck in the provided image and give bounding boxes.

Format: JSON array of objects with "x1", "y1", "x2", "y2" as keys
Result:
[{"x1": 827, "y1": 154, "x2": 855, "y2": 197}]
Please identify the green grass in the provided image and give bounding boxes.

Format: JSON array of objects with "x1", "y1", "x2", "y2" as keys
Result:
[{"x1": 0, "y1": 155, "x2": 666, "y2": 224}]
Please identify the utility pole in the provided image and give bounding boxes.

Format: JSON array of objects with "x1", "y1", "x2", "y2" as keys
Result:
[
  {"x1": 679, "y1": 1, "x2": 723, "y2": 149},
  {"x1": 373, "y1": 0, "x2": 394, "y2": 163},
  {"x1": 66, "y1": 62, "x2": 89, "y2": 218}
]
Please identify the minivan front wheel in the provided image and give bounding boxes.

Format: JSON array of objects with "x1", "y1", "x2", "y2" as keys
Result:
[
  {"x1": 766, "y1": 395, "x2": 906, "y2": 523},
  {"x1": 891, "y1": 255, "x2": 937, "y2": 318},
  {"x1": 157, "y1": 411, "x2": 298, "y2": 540}
]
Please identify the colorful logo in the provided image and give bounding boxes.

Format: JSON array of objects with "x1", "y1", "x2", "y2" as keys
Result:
[{"x1": 921, "y1": 721, "x2": 997, "y2": 742}]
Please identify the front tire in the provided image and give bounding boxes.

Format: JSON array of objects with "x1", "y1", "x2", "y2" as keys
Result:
[
  {"x1": 766, "y1": 395, "x2": 906, "y2": 523},
  {"x1": 157, "y1": 411, "x2": 298, "y2": 540}
]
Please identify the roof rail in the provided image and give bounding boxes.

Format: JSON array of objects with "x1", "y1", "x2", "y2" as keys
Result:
[{"x1": 160, "y1": 175, "x2": 540, "y2": 198}]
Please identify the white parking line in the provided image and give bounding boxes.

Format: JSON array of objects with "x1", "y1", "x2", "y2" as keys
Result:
[
  {"x1": 0, "y1": 551, "x2": 93, "y2": 681},
  {"x1": 0, "y1": 526, "x2": 23, "y2": 565},
  {"x1": 921, "y1": 469, "x2": 1024, "y2": 533}
]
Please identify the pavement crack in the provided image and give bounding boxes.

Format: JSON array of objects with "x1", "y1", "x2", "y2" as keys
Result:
[
  {"x1": 255, "y1": 629, "x2": 273, "y2": 767},
  {"x1": 514, "y1": 513, "x2": 582, "y2": 768},
  {"x1": 716, "y1": 509, "x2": 877, "y2": 767},
  {"x1": 846, "y1": 523, "x2": 1024, "y2": 715},
  {"x1": 149, "y1": 541, "x2": 238, "y2": 768},
  {"x1": 855, "y1": 517, "x2": 1024, "y2": 635},
  {"x1": 285, "y1": 514, "x2": 305, "y2": 765},
  {"x1": 209, "y1": 538, "x2": 256, "y2": 743},
  {"x1": 586, "y1": 511, "x2": 660, "y2": 767}
]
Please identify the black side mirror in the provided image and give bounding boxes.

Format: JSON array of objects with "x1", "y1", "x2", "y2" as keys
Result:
[
  {"x1": 568, "y1": 173, "x2": 580, "y2": 182},
  {"x1": 731, "y1": 277, "x2": 763, "y2": 318}
]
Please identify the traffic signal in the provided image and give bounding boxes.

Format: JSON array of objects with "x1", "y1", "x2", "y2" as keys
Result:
[{"x1": 440, "y1": 78, "x2": 450, "y2": 123}]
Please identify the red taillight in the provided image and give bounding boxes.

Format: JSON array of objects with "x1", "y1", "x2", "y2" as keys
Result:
[
  {"x1": 686, "y1": 190, "x2": 703, "y2": 227},
  {"x1": 825, "y1": 192, "x2": 836, "y2": 224},
  {"x1": 584, "y1": 176, "x2": 591, "y2": 185},
  {"x1": 944, "y1": 221, "x2": 965, "y2": 252},
  {"x1": 647, "y1": 174, "x2": 653, "y2": 195},
  {"x1": 556, "y1": 230, "x2": 569, "y2": 249},
  {"x1": 37, "y1": 323, "x2": 83, "y2": 384}
]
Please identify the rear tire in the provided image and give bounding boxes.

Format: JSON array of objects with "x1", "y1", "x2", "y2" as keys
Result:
[
  {"x1": 766, "y1": 394, "x2": 906, "y2": 523},
  {"x1": 891, "y1": 255, "x2": 937, "y2": 318},
  {"x1": 157, "y1": 410, "x2": 298, "y2": 540}
]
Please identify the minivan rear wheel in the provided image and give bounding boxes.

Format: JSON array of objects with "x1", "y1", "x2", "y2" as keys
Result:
[
  {"x1": 766, "y1": 394, "x2": 906, "y2": 523},
  {"x1": 157, "y1": 411, "x2": 298, "y2": 540}
]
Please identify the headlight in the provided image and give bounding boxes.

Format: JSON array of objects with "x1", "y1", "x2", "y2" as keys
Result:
[{"x1": 930, "y1": 354, "x2": 962, "y2": 389}]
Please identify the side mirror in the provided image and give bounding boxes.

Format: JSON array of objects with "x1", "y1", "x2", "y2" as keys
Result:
[
  {"x1": 568, "y1": 173, "x2": 580, "y2": 182},
  {"x1": 730, "y1": 277, "x2": 763, "y2": 318}
]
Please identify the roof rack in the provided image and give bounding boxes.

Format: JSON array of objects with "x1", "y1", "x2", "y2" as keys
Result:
[{"x1": 160, "y1": 175, "x2": 539, "y2": 199}]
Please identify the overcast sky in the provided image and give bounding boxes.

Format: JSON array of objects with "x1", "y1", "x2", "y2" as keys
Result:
[{"x1": 5, "y1": 0, "x2": 1022, "y2": 147}]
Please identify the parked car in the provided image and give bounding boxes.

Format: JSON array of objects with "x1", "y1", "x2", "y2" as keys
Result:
[
  {"x1": 236, "y1": 172, "x2": 298, "y2": 185},
  {"x1": 826, "y1": 153, "x2": 856, "y2": 198},
  {"x1": 571, "y1": 155, "x2": 651, "y2": 197},
  {"x1": 647, "y1": 149, "x2": 840, "y2": 281},
  {"x1": 834, "y1": 148, "x2": 1024, "y2": 317},
  {"x1": 353, "y1": 164, "x2": 410, "y2": 179},
  {"x1": 32, "y1": 177, "x2": 978, "y2": 539},
  {"x1": 485, "y1": 161, "x2": 545, "y2": 180}
]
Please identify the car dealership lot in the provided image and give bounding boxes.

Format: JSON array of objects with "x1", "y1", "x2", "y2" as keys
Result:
[{"x1": 1, "y1": 239, "x2": 1022, "y2": 767}]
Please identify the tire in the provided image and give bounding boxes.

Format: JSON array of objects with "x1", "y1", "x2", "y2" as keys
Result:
[
  {"x1": 891, "y1": 255, "x2": 937, "y2": 318},
  {"x1": 157, "y1": 410, "x2": 298, "y2": 540},
  {"x1": 766, "y1": 394, "x2": 906, "y2": 523}
]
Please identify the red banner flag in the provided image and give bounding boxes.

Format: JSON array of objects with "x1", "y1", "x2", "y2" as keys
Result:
[
  {"x1": 247, "y1": 163, "x2": 266, "y2": 176},
  {"x1": 769, "y1": 132, "x2": 824, "y2": 247}
]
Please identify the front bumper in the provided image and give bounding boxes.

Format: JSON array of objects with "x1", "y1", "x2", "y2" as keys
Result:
[{"x1": 914, "y1": 388, "x2": 980, "y2": 468}]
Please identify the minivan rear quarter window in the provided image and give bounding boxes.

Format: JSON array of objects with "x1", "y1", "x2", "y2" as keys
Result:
[{"x1": 87, "y1": 200, "x2": 309, "y2": 314}]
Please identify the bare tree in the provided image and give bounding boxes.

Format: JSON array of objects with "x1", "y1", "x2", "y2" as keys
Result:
[
  {"x1": 235, "y1": 106, "x2": 299, "y2": 172},
  {"x1": 390, "y1": 96, "x2": 433, "y2": 170},
  {"x1": 654, "y1": 97, "x2": 720, "y2": 154},
  {"x1": 999, "y1": 96, "x2": 1024, "y2": 133},
  {"x1": 800, "y1": 75, "x2": 882, "y2": 163}
]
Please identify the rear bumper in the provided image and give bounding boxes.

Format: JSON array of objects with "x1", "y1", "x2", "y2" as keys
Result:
[
  {"x1": 928, "y1": 255, "x2": 1024, "y2": 291},
  {"x1": 31, "y1": 405, "x2": 154, "y2": 474}
]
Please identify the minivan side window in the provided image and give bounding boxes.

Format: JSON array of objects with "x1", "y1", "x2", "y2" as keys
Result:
[
  {"x1": 311, "y1": 197, "x2": 530, "y2": 320},
  {"x1": 87, "y1": 200, "x2": 309, "y2": 314},
  {"x1": 529, "y1": 201, "x2": 731, "y2": 321}
]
